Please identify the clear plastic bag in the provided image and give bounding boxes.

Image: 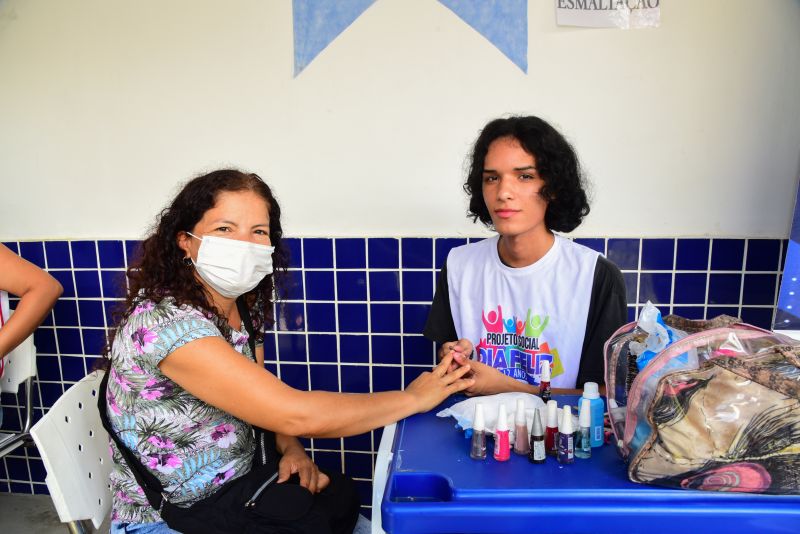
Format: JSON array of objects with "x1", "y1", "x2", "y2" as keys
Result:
[{"x1": 604, "y1": 312, "x2": 800, "y2": 494}]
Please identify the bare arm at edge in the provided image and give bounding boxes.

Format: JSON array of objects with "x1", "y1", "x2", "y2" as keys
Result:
[{"x1": 0, "y1": 244, "x2": 63, "y2": 358}]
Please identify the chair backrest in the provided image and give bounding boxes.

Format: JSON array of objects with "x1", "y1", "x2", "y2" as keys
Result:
[
  {"x1": 1, "y1": 333, "x2": 36, "y2": 394},
  {"x1": 30, "y1": 371, "x2": 112, "y2": 530}
]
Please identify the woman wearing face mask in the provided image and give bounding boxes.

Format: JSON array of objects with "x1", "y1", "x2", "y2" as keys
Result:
[{"x1": 100, "y1": 169, "x2": 474, "y2": 534}]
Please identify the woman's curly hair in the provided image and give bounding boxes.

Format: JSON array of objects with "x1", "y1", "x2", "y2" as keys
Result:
[
  {"x1": 464, "y1": 116, "x2": 590, "y2": 233},
  {"x1": 102, "y1": 169, "x2": 288, "y2": 363}
]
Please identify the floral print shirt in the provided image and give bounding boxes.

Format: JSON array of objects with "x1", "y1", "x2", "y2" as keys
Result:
[{"x1": 107, "y1": 298, "x2": 256, "y2": 524}]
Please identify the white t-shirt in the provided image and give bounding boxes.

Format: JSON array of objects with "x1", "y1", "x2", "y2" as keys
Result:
[{"x1": 445, "y1": 235, "x2": 599, "y2": 388}]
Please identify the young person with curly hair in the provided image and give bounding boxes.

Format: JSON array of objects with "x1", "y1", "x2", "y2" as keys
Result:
[
  {"x1": 102, "y1": 169, "x2": 474, "y2": 534},
  {"x1": 424, "y1": 116, "x2": 626, "y2": 395}
]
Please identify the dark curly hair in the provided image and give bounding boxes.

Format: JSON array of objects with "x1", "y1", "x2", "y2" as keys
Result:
[
  {"x1": 464, "y1": 116, "x2": 590, "y2": 232},
  {"x1": 101, "y1": 169, "x2": 288, "y2": 363}
]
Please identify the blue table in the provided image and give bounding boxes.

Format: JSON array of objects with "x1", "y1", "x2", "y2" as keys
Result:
[{"x1": 376, "y1": 395, "x2": 800, "y2": 534}]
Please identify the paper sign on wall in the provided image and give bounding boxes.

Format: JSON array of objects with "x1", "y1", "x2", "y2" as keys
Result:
[{"x1": 556, "y1": 0, "x2": 660, "y2": 29}]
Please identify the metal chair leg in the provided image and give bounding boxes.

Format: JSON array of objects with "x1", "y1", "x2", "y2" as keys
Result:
[
  {"x1": 0, "y1": 377, "x2": 35, "y2": 458},
  {"x1": 20, "y1": 375, "x2": 35, "y2": 433},
  {"x1": 66, "y1": 519, "x2": 93, "y2": 534}
]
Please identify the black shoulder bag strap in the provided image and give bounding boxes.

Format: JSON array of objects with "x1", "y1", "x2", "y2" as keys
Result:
[
  {"x1": 96, "y1": 297, "x2": 272, "y2": 514},
  {"x1": 97, "y1": 369, "x2": 171, "y2": 514},
  {"x1": 236, "y1": 297, "x2": 277, "y2": 466}
]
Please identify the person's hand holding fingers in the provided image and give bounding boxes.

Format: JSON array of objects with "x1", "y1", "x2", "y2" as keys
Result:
[
  {"x1": 438, "y1": 339, "x2": 475, "y2": 372},
  {"x1": 405, "y1": 352, "x2": 475, "y2": 412}
]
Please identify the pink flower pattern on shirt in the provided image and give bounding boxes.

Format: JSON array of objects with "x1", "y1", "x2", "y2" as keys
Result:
[
  {"x1": 139, "y1": 378, "x2": 173, "y2": 400},
  {"x1": 130, "y1": 326, "x2": 157, "y2": 355},
  {"x1": 145, "y1": 453, "x2": 183, "y2": 474},
  {"x1": 147, "y1": 435, "x2": 175, "y2": 449},
  {"x1": 111, "y1": 368, "x2": 133, "y2": 392},
  {"x1": 106, "y1": 390, "x2": 122, "y2": 416},
  {"x1": 116, "y1": 490, "x2": 135, "y2": 504},
  {"x1": 106, "y1": 298, "x2": 257, "y2": 524},
  {"x1": 211, "y1": 423, "x2": 237, "y2": 449},
  {"x1": 132, "y1": 301, "x2": 155, "y2": 316}
]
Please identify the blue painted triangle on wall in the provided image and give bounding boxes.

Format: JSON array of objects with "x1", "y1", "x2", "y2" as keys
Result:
[
  {"x1": 293, "y1": 0, "x2": 377, "y2": 77},
  {"x1": 438, "y1": 0, "x2": 528, "y2": 73}
]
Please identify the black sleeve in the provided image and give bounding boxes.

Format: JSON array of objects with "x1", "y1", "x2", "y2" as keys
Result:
[
  {"x1": 423, "y1": 261, "x2": 458, "y2": 344},
  {"x1": 576, "y1": 256, "x2": 627, "y2": 387}
]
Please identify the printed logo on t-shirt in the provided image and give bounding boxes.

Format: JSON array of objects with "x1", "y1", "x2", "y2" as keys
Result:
[{"x1": 475, "y1": 305, "x2": 564, "y2": 385}]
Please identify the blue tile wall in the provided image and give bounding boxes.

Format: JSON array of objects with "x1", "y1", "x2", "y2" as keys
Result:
[
  {"x1": 676, "y1": 239, "x2": 710, "y2": 270},
  {"x1": 746, "y1": 239, "x2": 780, "y2": 272},
  {"x1": 340, "y1": 335, "x2": 369, "y2": 364},
  {"x1": 335, "y1": 238, "x2": 366, "y2": 269},
  {"x1": 711, "y1": 239, "x2": 745, "y2": 271},
  {"x1": 308, "y1": 334, "x2": 337, "y2": 363},
  {"x1": 607, "y1": 238, "x2": 639, "y2": 270},
  {"x1": 302, "y1": 238, "x2": 332, "y2": 268},
  {"x1": 304, "y1": 270, "x2": 335, "y2": 301},
  {"x1": 369, "y1": 271, "x2": 400, "y2": 301},
  {"x1": 98, "y1": 240, "x2": 125, "y2": 269},
  {"x1": 44, "y1": 241, "x2": 70, "y2": 269},
  {"x1": 401, "y1": 238, "x2": 432, "y2": 268},
  {"x1": 0, "y1": 236, "x2": 787, "y2": 514},
  {"x1": 574, "y1": 238, "x2": 605, "y2": 254},
  {"x1": 367, "y1": 238, "x2": 399, "y2": 269},
  {"x1": 641, "y1": 238, "x2": 675, "y2": 270},
  {"x1": 71, "y1": 241, "x2": 98, "y2": 269}
]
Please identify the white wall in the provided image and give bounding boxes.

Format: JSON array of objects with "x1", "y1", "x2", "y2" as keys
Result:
[{"x1": 0, "y1": 0, "x2": 798, "y2": 240}]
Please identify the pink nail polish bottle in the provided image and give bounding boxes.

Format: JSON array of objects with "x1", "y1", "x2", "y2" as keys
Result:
[{"x1": 493, "y1": 404, "x2": 510, "y2": 462}]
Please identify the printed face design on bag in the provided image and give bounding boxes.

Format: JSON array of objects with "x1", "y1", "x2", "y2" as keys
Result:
[
  {"x1": 178, "y1": 190, "x2": 273, "y2": 299},
  {"x1": 482, "y1": 136, "x2": 549, "y2": 241}
]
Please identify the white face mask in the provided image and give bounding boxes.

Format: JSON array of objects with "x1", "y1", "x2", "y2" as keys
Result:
[{"x1": 187, "y1": 233, "x2": 275, "y2": 299}]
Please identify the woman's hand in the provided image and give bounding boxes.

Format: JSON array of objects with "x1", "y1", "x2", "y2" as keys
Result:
[
  {"x1": 404, "y1": 353, "x2": 475, "y2": 412},
  {"x1": 277, "y1": 444, "x2": 329, "y2": 493}
]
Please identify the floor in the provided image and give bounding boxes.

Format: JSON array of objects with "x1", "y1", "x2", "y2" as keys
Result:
[
  {"x1": 0, "y1": 493, "x2": 111, "y2": 533},
  {"x1": 0, "y1": 493, "x2": 370, "y2": 534}
]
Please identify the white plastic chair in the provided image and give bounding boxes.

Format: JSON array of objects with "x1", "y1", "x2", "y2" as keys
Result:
[
  {"x1": 30, "y1": 371, "x2": 112, "y2": 533},
  {"x1": 0, "y1": 333, "x2": 37, "y2": 457}
]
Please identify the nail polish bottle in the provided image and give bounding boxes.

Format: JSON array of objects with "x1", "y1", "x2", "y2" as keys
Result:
[
  {"x1": 544, "y1": 400, "x2": 559, "y2": 456},
  {"x1": 528, "y1": 407, "x2": 546, "y2": 464},
  {"x1": 493, "y1": 404, "x2": 510, "y2": 462},
  {"x1": 557, "y1": 405, "x2": 575, "y2": 465},
  {"x1": 538, "y1": 361, "x2": 552, "y2": 403},
  {"x1": 580, "y1": 381, "x2": 605, "y2": 448},
  {"x1": 513, "y1": 399, "x2": 530, "y2": 455},
  {"x1": 575, "y1": 399, "x2": 592, "y2": 459},
  {"x1": 470, "y1": 403, "x2": 487, "y2": 460}
]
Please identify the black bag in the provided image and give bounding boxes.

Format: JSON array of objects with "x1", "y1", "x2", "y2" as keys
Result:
[{"x1": 98, "y1": 298, "x2": 356, "y2": 533}]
